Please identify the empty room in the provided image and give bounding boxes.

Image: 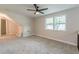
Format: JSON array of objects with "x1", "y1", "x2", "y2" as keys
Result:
[{"x1": 0, "y1": 4, "x2": 79, "y2": 54}]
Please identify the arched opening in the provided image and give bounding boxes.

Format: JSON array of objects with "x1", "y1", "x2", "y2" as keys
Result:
[{"x1": 0, "y1": 13, "x2": 22, "y2": 39}]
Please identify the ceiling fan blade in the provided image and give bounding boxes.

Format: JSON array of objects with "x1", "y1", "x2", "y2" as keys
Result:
[
  {"x1": 39, "y1": 8, "x2": 48, "y2": 11},
  {"x1": 27, "y1": 9, "x2": 35, "y2": 11},
  {"x1": 39, "y1": 11, "x2": 44, "y2": 14}
]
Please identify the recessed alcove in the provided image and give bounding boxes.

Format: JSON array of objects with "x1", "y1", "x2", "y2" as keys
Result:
[{"x1": 0, "y1": 13, "x2": 22, "y2": 39}]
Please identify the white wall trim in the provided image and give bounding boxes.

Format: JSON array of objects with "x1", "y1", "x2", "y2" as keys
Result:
[{"x1": 36, "y1": 34, "x2": 77, "y2": 46}]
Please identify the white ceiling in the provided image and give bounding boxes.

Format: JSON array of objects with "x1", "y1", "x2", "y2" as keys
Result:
[{"x1": 0, "y1": 4, "x2": 78, "y2": 18}]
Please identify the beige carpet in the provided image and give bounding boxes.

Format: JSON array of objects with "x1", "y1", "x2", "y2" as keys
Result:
[{"x1": 0, "y1": 36, "x2": 78, "y2": 54}]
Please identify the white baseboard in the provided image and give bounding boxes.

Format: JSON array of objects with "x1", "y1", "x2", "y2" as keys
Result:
[{"x1": 36, "y1": 34, "x2": 77, "y2": 46}]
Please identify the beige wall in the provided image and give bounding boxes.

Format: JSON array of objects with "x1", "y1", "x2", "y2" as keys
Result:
[
  {"x1": 6, "y1": 19, "x2": 21, "y2": 37},
  {"x1": 0, "y1": 9, "x2": 33, "y2": 37},
  {"x1": 6, "y1": 12, "x2": 33, "y2": 37},
  {"x1": 35, "y1": 7, "x2": 79, "y2": 46},
  {"x1": 0, "y1": 16, "x2": 21, "y2": 37},
  {"x1": 31, "y1": 18, "x2": 36, "y2": 35}
]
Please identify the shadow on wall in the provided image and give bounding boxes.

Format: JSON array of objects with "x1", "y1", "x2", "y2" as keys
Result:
[{"x1": 0, "y1": 12, "x2": 22, "y2": 37}]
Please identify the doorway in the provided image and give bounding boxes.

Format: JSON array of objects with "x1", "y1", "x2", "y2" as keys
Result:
[{"x1": 1, "y1": 19, "x2": 6, "y2": 36}]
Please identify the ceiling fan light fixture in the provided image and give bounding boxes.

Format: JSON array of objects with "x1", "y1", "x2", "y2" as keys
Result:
[{"x1": 36, "y1": 11, "x2": 40, "y2": 15}]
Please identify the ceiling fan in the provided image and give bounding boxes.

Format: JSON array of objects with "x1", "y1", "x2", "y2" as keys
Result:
[{"x1": 27, "y1": 4, "x2": 48, "y2": 15}]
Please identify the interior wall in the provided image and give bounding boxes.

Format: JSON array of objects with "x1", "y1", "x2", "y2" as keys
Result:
[
  {"x1": 0, "y1": 16, "x2": 21, "y2": 37},
  {"x1": 31, "y1": 18, "x2": 36, "y2": 35},
  {"x1": 0, "y1": 9, "x2": 33, "y2": 37},
  {"x1": 35, "y1": 7, "x2": 79, "y2": 46},
  {"x1": 6, "y1": 19, "x2": 20, "y2": 36}
]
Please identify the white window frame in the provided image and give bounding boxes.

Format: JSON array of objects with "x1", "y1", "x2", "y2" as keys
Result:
[
  {"x1": 45, "y1": 15, "x2": 66, "y2": 31},
  {"x1": 45, "y1": 17, "x2": 53, "y2": 30}
]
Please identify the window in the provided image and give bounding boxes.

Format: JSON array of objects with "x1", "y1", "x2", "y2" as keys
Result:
[
  {"x1": 54, "y1": 15, "x2": 66, "y2": 30},
  {"x1": 45, "y1": 17, "x2": 53, "y2": 30},
  {"x1": 45, "y1": 15, "x2": 66, "y2": 31}
]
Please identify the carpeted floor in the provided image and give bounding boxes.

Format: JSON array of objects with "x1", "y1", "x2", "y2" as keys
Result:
[{"x1": 0, "y1": 36, "x2": 78, "y2": 54}]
